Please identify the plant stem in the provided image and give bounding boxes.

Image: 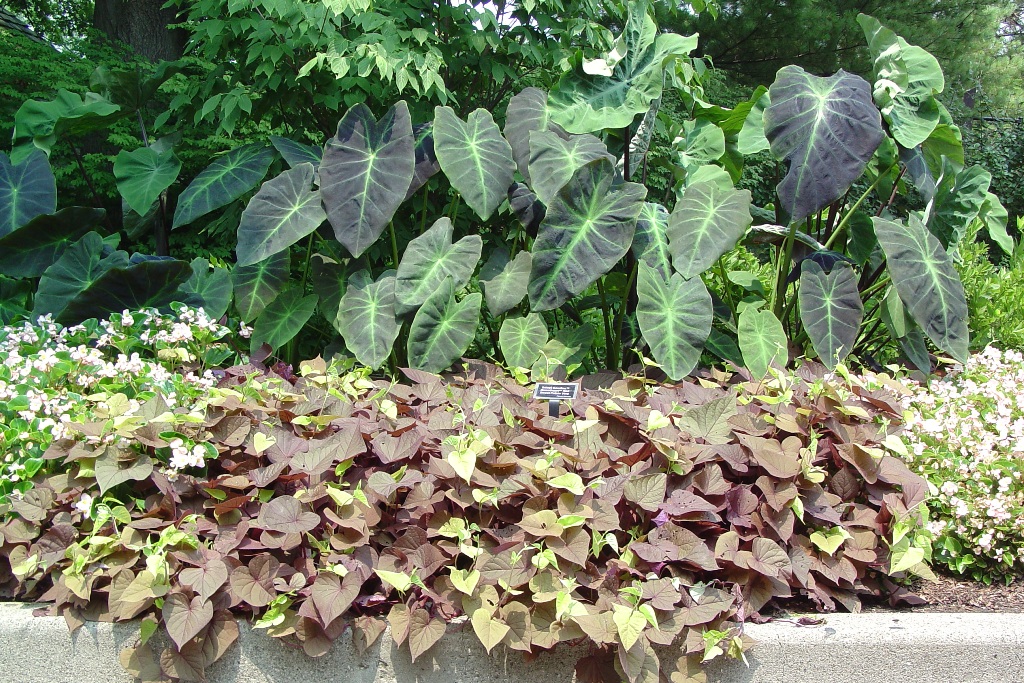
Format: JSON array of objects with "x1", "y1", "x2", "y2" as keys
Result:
[
  {"x1": 300, "y1": 233, "x2": 316, "y2": 292},
  {"x1": 823, "y1": 166, "x2": 894, "y2": 251},
  {"x1": 717, "y1": 257, "x2": 737, "y2": 319},
  {"x1": 420, "y1": 187, "x2": 431, "y2": 233},
  {"x1": 597, "y1": 278, "x2": 614, "y2": 368},
  {"x1": 388, "y1": 221, "x2": 399, "y2": 269},
  {"x1": 773, "y1": 218, "x2": 803, "y2": 319},
  {"x1": 614, "y1": 261, "x2": 639, "y2": 371},
  {"x1": 483, "y1": 313, "x2": 503, "y2": 364}
]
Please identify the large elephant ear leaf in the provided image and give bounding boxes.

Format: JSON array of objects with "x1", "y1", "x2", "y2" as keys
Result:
[
  {"x1": 667, "y1": 182, "x2": 752, "y2": 280},
  {"x1": 798, "y1": 260, "x2": 863, "y2": 369},
  {"x1": 764, "y1": 66, "x2": 884, "y2": 222},
  {"x1": 880, "y1": 289, "x2": 932, "y2": 374},
  {"x1": 977, "y1": 192, "x2": 1013, "y2": 255},
  {"x1": 320, "y1": 101, "x2": 415, "y2": 257},
  {"x1": 547, "y1": 3, "x2": 697, "y2": 134},
  {"x1": 0, "y1": 208, "x2": 105, "y2": 278},
  {"x1": 874, "y1": 215, "x2": 968, "y2": 363},
  {"x1": 114, "y1": 146, "x2": 181, "y2": 216},
  {"x1": 173, "y1": 143, "x2": 275, "y2": 229},
  {"x1": 395, "y1": 217, "x2": 482, "y2": 312},
  {"x1": 235, "y1": 163, "x2": 326, "y2": 267},
  {"x1": 34, "y1": 232, "x2": 127, "y2": 318},
  {"x1": 632, "y1": 202, "x2": 672, "y2": 280},
  {"x1": 499, "y1": 313, "x2": 548, "y2": 369},
  {"x1": 311, "y1": 255, "x2": 348, "y2": 331},
  {"x1": 0, "y1": 150, "x2": 56, "y2": 237},
  {"x1": 528, "y1": 131, "x2": 613, "y2": 205},
  {"x1": 270, "y1": 136, "x2": 323, "y2": 170},
  {"x1": 407, "y1": 278, "x2": 482, "y2": 373},
  {"x1": 503, "y1": 87, "x2": 565, "y2": 182},
  {"x1": 433, "y1": 107, "x2": 516, "y2": 220},
  {"x1": 233, "y1": 250, "x2": 289, "y2": 323},
  {"x1": 529, "y1": 158, "x2": 647, "y2": 311},
  {"x1": 738, "y1": 306, "x2": 788, "y2": 378},
  {"x1": 636, "y1": 263, "x2": 712, "y2": 381},
  {"x1": 337, "y1": 269, "x2": 400, "y2": 371},
  {"x1": 926, "y1": 160, "x2": 990, "y2": 249},
  {"x1": 180, "y1": 258, "x2": 232, "y2": 321},
  {"x1": 405, "y1": 122, "x2": 441, "y2": 200},
  {"x1": 858, "y1": 14, "x2": 944, "y2": 149},
  {"x1": 57, "y1": 258, "x2": 193, "y2": 325},
  {"x1": 249, "y1": 288, "x2": 318, "y2": 355},
  {"x1": 532, "y1": 323, "x2": 594, "y2": 380},
  {"x1": 481, "y1": 250, "x2": 532, "y2": 317}
]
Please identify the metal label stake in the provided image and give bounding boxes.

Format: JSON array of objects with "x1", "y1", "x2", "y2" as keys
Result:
[{"x1": 533, "y1": 382, "x2": 580, "y2": 418}]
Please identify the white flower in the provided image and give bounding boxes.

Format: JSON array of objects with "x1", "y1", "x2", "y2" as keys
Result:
[{"x1": 74, "y1": 493, "x2": 94, "y2": 519}]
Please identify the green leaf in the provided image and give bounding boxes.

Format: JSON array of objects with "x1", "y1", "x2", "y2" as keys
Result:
[
  {"x1": 481, "y1": 250, "x2": 531, "y2": 317},
  {"x1": 977, "y1": 192, "x2": 1013, "y2": 255},
  {"x1": 433, "y1": 107, "x2": 516, "y2": 220},
  {"x1": 529, "y1": 158, "x2": 647, "y2": 311},
  {"x1": 395, "y1": 217, "x2": 481, "y2": 312},
  {"x1": 874, "y1": 216, "x2": 968, "y2": 363},
  {"x1": 528, "y1": 131, "x2": 613, "y2": 205},
  {"x1": 809, "y1": 527, "x2": 851, "y2": 557},
  {"x1": 114, "y1": 147, "x2": 181, "y2": 216},
  {"x1": 233, "y1": 249, "x2": 289, "y2": 323},
  {"x1": 0, "y1": 208, "x2": 104, "y2": 278},
  {"x1": 503, "y1": 87, "x2": 564, "y2": 183},
  {"x1": 548, "y1": 4, "x2": 697, "y2": 133},
  {"x1": 312, "y1": 256, "x2": 348, "y2": 331},
  {"x1": 407, "y1": 278, "x2": 482, "y2": 373},
  {"x1": 406, "y1": 122, "x2": 440, "y2": 200},
  {"x1": 667, "y1": 182, "x2": 752, "y2": 279},
  {"x1": 675, "y1": 118, "x2": 725, "y2": 172},
  {"x1": 632, "y1": 202, "x2": 672, "y2": 280},
  {"x1": 470, "y1": 608, "x2": 510, "y2": 654},
  {"x1": 846, "y1": 211, "x2": 877, "y2": 267},
  {"x1": 250, "y1": 288, "x2": 318, "y2": 354},
  {"x1": 798, "y1": 261, "x2": 863, "y2": 370},
  {"x1": 337, "y1": 270, "x2": 400, "y2": 370},
  {"x1": 927, "y1": 160, "x2": 990, "y2": 249},
  {"x1": 705, "y1": 327, "x2": 743, "y2": 367},
  {"x1": 532, "y1": 323, "x2": 594, "y2": 379},
  {"x1": 376, "y1": 569, "x2": 413, "y2": 592},
  {"x1": 636, "y1": 263, "x2": 712, "y2": 381},
  {"x1": 890, "y1": 545, "x2": 925, "y2": 575},
  {"x1": 173, "y1": 143, "x2": 275, "y2": 229},
  {"x1": 180, "y1": 258, "x2": 232, "y2": 320},
  {"x1": 449, "y1": 569, "x2": 480, "y2": 596},
  {"x1": 611, "y1": 603, "x2": 648, "y2": 651},
  {"x1": 737, "y1": 89, "x2": 771, "y2": 155},
  {"x1": 738, "y1": 306, "x2": 787, "y2": 378},
  {"x1": 0, "y1": 150, "x2": 56, "y2": 237},
  {"x1": 11, "y1": 90, "x2": 122, "y2": 163},
  {"x1": 270, "y1": 135, "x2": 322, "y2": 169},
  {"x1": 764, "y1": 66, "x2": 884, "y2": 222},
  {"x1": 499, "y1": 313, "x2": 548, "y2": 369},
  {"x1": 34, "y1": 233, "x2": 126, "y2": 319},
  {"x1": 58, "y1": 258, "x2": 192, "y2": 325},
  {"x1": 320, "y1": 102, "x2": 415, "y2": 257},
  {"x1": 236, "y1": 163, "x2": 326, "y2": 267}
]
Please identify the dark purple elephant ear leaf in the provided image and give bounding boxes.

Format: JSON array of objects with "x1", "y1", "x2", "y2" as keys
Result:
[
  {"x1": 256, "y1": 495, "x2": 320, "y2": 533},
  {"x1": 162, "y1": 592, "x2": 214, "y2": 650}
]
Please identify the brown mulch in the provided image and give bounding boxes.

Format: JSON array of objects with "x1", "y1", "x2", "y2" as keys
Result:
[{"x1": 899, "y1": 574, "x2": 1024, "y2": 613}]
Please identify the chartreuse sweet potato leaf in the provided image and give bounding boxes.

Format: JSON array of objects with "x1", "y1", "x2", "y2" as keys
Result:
[
  {"x1": 320, "y1": 102, "x2": 415, "y2": 257},
  {"x1": 233, "y1": 249, "x2": 289, "y2": 322},
  {"x1": 499, "y1": 313, "x2": 548, "y2": 369},
  {"x1": 114, "y1": 146, "x2": 181, "y2": 216},
  {"x1": 632, "y1": 202, "x2": 672, "y2": 279},
  {"x1": 249, "y1": 288, "x2": 318, "y2": 354},
  {"x1": 235, "y1": 163, "x2": 326, "y2": 267},
  {"x1": 764, "y1": 66, "x2": 884, "y2": 222},
  {"x1": 528, "y1": 158, "x2": 646, "y2": 311},
  {"x1": 0, "y1": 149, "x2": 56, "y2": 237},
  {"x1": 809, "y1": 527, "x2": 852, "y2": 556},
  {"x1": 396, "y1": 217, "x2": 482, "y2": 312},
  {"x1": 180, "y1": 257, "x2": 232, "y2": 320},
  {"x1": 504, "y1": 87, "x2": 564, "y2": 182},
  {"x1": 58, "y1": 258, "x2": 192, "y2": 325},
  {"x1": 0, "y1": 207, "x2": 104, "y2": 278},
  {"x1": 270, "y1": 135, "x2": 322, "y2": 169},
  {"x1": 547, "y1": 2, "x2": 697, "y2": 134},
  {"x1": 407, "y1": 277, "x2": 482, "y2": 373},
  {"x1": 433, "y1": 106, "x2": 515, "y2": 220},
  {"x1": 798, "y1": 260, "x2": 863, "y2": 369},
  {"x1": 927, "y1": 160, "x2": 990, "y2": 249},
  {"x1": 173, "y1": 143, "x2": 274, "y2": 229},
  {"x1": 471, "y1": 608, "x2": 510, "y2": 653},
  {"x1": 667, "y1": 182, "x2": 752, "y2": 280},
  {"x1": 481, "y1": 250, "x2": 532, "y2": 317},
  {"x1": 858, "y1": 14, "x2": 944, "y2": 149},
  {"x1": 738, "y1": 306, "x2": 787, "y2": 378},
  {"x1": 528, "y1": 131, "x2": 613, "y2": 205},
  {"x1": 337, "y1": 270, "x2": 400, "y2": 371},
  {"x1": 636, "y1": 263, "x2": 712, "y2": 381},
  {"x1": 874, "y1": 215, "x2": 968, "y2": 363}
]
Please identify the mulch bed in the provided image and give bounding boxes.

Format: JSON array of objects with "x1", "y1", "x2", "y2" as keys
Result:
[{"x1": 902, "y1": 575, "x2": 1024, "y2": 613}]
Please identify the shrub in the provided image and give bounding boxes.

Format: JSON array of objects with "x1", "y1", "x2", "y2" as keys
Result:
[{"x1": 958, "y1": 220, "x2": 1024, "y2": 351}]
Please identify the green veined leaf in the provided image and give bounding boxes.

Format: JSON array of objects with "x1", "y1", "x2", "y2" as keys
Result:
[
  {"x1": 764, "y1": 66, "x2": 884, "y2": 222},
  {"x1": 433, "y1": 106, "x2": 516, "y2": 220},
  {"x1": 503, "y1": 87, "x2": 564, "y2": 182},
  {"x1": 11, "y1": 89, "x2": 122, "y2": 163},
  {"x1": 405, "y1": 122, "x2": 440, "y2": 200},
  {"x1": 798, "y1": 260, "x2": 863, "y2": 369},
  {"x1": 873, "y1": 215, "x2": 968, "y2": 363},
  {"x1": 705, "y1": 327, "x2": 743, "y2": 367},
  {"x1": 927, "y1": 160, "x2": 990, "y2": 250},
  {"x1": 675, "y1": 118, "x2": 726, "y2": 172},
  {"x1": 34, "y1": 232, "x2": 127, "y2": 318},
  {"x1": 738, "y1": 306, "x2": 787, "y2": 378},
  {"x1": 58, "y1": 258, "x2": 193, "y2": 325},
  {"x1": 395, "y1": 217, "x2": 482, "y2": 312},
  {"x1": 407, "y1": 278, "x2": 482, "y2": 373},
  {"x1": 528, "y1": 131, "x2": 613, "y2": 205},
  {"x1": 508, "y1": 182, "x2": 544, "y2": 232},
  {"x1": 320, "y1": 102, "x2": 415, "y2": 257},
  {"x1": 311, "y1": 256, "x2": 348, "y2": 331},
  {"x1": 977, "y1": 192, "x2": 1013, "y2": 255},
  {"x1": 173, "y1": 143, "x2": 275, "y2": 229},
  {"x1": 737, "y1": 88, "x2": 771, "y2": 155},
  {"x1": 499, "y1": 313, "x2": 548, "y2": 369},
  {"x1": 532, "y1": 323, "x2": 594, "y2": 379},
  {"x1": 481, "y1": 250, "x2": 532, "y2": 317},
  {"x1": 636, "y1": 263, "x2": 712, "y2": 381},
  {"x1": 235, "y1": 163, "x2": 326, "y2": 267},
  {"x1": 233, "y1": 249, "x2": 289, "y2": 323},
  {"x1": 667, "y1": 182, "x2": 752, "y2": 280},
  {"x1": 632, "y1": 202, "x2": 672, "y2": 280},
  {"x1": 0, "y1": 208, "x2": 104, "y2": 278},
  {"x1": 528, "y1": 158, "x2": 647, "y2": 311},
  {"x1": 114, "y1": 146, "x2": 181, "y2": 216},
  {"x1": 0, "y1": 149, "x2": 56, "y2": 237},
  {"x1": 337, "y1": 270, "x2": 400, "y2": 370},
  {"x1": 270, "y1": 135, "x2": 323, "y2": 169},
  {"x1": 250, "y1": 288, "x2": 318, "y2": 354},
  {"x1": 180, "y1": 257, "x2": 232, "y2": 320}
]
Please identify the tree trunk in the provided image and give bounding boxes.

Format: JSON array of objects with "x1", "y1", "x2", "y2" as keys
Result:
[{"x1": 93, "y1": 0, "x2": 187, "y2": 61}]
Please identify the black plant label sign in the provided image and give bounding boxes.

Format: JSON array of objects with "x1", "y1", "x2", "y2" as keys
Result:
[{"x1": 533, "y1": 382, "x2": 580, "y2": 401}]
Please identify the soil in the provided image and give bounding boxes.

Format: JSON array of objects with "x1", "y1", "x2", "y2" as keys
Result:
[{"x1": 899, "y1": 574, "x2": 1024, "y2": 613}]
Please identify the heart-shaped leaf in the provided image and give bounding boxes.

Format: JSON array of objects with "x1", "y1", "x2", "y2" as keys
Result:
[
  {"x1": 179, "y1": 559, "x2": 228, "y2": 602},
  {"x1": 0, "y1": 149, "x2": 56, "y2": 237},
  {"x1": 874, "y1": 215, "x2": 968, "y2": 363},
  {"x1": 471, "y1": 607, "x2": 510, "y2": 653},
  {"x1": 764, "y1": 66, "x2": 884, "y2": 222},
  {"x1": 890, "y1": 545, "x2": 925, "y2": 574},
  {"x1": 449, "y1": 569, "x2": 480, "y2": 596},
  {"x1": 311, "y1": 572, "x2": 360, "y2": 626},
  {"x1": 632, "y1": 202, "x2": 672, "y2": 279},
  {"x1": 337, "y1": 270, "x2": 400, "y2": 370},
  {"x1": 12, "y1": 89, "x2": 122, "y2": 162},
  {"x1": 233, "y1": 249, "x2": 289, "y2": 322},
  {"x1": 611, "y1": 603, "x2": 648, "y2": 651},
  {"x1": 180, "y1": 257, "x2": 232, "y2": 320},
  {"x1": 173, "y1": 143, "x2": 274, "y2": 229},
  {"x1": 528, "y1": 131, "x2": 613, "y2": 205},
  {"x1": 270, "y1": 135, "x2": 323, "y2": 169},
  {"x1": 927, "y1": 160, "x2": 990, "y2": 249},
  {"x1": 162, "y1": 593, "x2": 214, "y2": 650},
  {"x1": 799, "y1": 260, "x2": 863, "y2": 369},
  {"x1": 636, "y1": 263, "x2": 713, "y2": 381},
  {"x1": 809, "y1": 527, "x2": 852, "y2": 556},
  {"x1": 320, "y1": 102, "x2": 415, "y2": 257},
  {"x1": 481, "y1": 250, "x2": 531, "y2": 317},
  {"x1": 737, "y1": 306, "x2": 787, "y2": 378},
  {"x1": 256, "y1": 495, "x2": 320, "y2": 534},
  {"x1": 532, "y1": 323, "x2": 594, "y2": 379},
  {"x1": 250, "y1": 288, "x2": 318, "y2": 354},
  {"x1": 528, "y1": 158, "x2": 646, "y2": 311},
  {"x1": 236, "y1": 162, "x2": 325, "y2": 267},
  {"x1": 58, "y1": 258, "x2": 192, "y2": 325},
  {"x1": 499, "y1": 313, "x2": 548, "y2": 369},
  {"x1": 408, "y1": 609, "x2": 447, "y2": 663},
  {"x1": 395, "y1": 217, "x2": 482, "y2": 311},
  {"x1": 407, "y1": 278, "x2": 481, "y2": 373},
  {"x1": 95, "y1": 446, "x2": 154, "y2": 494},
  {"x1": 114, "y1": 146, "x2": 181, "y2": 216},
  {"x1": 0, "y1": 208, "x2": 105, "y2": 278},
  {"x1": 504, "y1": 87, "x2": 565, "y2": 182},
  {"x1": 977, "y1": 192, "x2": 1013, "y2": 255},
  {"x1": 668, "y1": 182, "x2": 752, "y2": 279},
  {"x1": 33, "y1": 232, "x2": 126, "y2": 318},
  {"x1": 433, "y1": 106, "x2": 516, "y2": 220}
]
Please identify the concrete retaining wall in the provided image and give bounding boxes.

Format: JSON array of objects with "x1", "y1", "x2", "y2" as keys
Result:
[{"x1": 1, "y1": 603, "x2": 1021, "y2": 683}]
